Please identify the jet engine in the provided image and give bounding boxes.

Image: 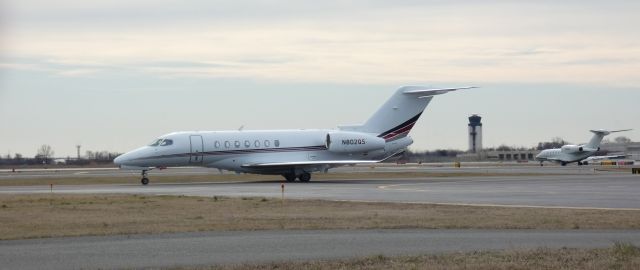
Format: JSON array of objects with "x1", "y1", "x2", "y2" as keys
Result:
[
  {"x1": 325, "y1": 131, "x2": 386, "y2": 153},
  {"x1": 561, "y1": 145, "x2": 583, "y2": 153},
  {"x1": 561, "y1": 145, "x2": 597, "y2": 153}
]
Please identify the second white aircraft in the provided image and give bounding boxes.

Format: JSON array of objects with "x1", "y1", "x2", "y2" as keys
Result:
[
  {"x1": 114, "y1": 86, "x2": 472, "y2": 185},
  {"x1": 535, "y1": 129, "x2": 631, "y2": 166}
]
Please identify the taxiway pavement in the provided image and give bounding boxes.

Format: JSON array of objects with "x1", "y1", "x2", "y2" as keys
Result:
[{"x1": 2, "y1": 174, "x2": 639, "y2": 209}]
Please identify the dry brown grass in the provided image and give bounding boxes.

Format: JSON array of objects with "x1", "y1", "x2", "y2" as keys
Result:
[
  {"x1": 203, "y1": 243, "x2": 640, "y2": 270},
  {"x1": 0, "y1": 171, "x2": 545, "y2": 186},
  {"x1": 1, "y1": 194, "x2": 640, "y2": 240}
]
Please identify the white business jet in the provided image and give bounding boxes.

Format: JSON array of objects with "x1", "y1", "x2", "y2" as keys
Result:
[
  {"x1": 535, "y1": 129, "x2": 631, "y2": 166},
  {"x1": 114, "y1": 86, "x2": 472, "y2": 185}
]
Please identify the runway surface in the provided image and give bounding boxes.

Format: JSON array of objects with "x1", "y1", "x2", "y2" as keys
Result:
[
  {"x1": 2, "y1": 174, "x2": 639, "y2": 209},
  {"x1": 0, "y1": 164, "x2": 613, "y2": 179},
  {"x1": 2, "y1": 229, "x2": 639, "y2": 269}
]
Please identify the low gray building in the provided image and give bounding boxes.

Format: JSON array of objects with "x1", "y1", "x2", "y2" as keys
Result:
[{"x1": 457, "y1": 150, "x2": 541, "y2": 161}]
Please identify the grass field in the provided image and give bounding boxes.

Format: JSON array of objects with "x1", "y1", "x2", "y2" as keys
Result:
[
  {"x1": 1, "y1": 194, "x2": 640, "y2": 240},
  {"x1": 202, "y1": 243, "x2": 640, "y2": 270},
  {"x1": 0, "y1": 171, "x2": 549, "y2": 186}
]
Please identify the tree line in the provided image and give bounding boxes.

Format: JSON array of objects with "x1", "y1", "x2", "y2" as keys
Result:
[{"x1": 0, "y1": 145, "x2": 121, "y2": 166}]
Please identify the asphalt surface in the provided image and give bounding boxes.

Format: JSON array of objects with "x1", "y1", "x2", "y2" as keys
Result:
[
  {"x1": 2, "y1": 229, "x2": 639, "y2": 269},
  {"x1": 2, "y1": 174, "x2": 639, "y2": 209},
  {"x1": 0, "y1": 164, "x2": 610, "y2": 179}
]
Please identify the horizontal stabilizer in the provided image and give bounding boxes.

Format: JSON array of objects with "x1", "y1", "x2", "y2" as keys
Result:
[
  {"x1": 402, "y1": 86, "x2": 477, "y2": 96},
  {"x1": 589, "y1": 129, "x2": 632, "y2": 135}
]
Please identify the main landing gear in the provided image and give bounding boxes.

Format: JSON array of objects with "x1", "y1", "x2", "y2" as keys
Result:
[
  {"x1": 141, "y1": 170, "x2": 149, "y2": 185},
  {"x1": 282, "y1": 172, "x2": 312, "y2": 182}
]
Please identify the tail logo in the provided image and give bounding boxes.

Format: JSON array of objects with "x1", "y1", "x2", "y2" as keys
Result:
[{"x1": 377, "y1": 112, "x2": 423, "y2": 141}]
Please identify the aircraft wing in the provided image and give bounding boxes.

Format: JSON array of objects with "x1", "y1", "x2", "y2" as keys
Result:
[
  {"x1": 241, "y1": 159, "x2": 378, "y2": 169},
  {"x1": 584, "y1": 154, "x2": 629, "y2": 162},
  {"x1": 241, "y1": 150, "x2": 405, "y2": 169}
]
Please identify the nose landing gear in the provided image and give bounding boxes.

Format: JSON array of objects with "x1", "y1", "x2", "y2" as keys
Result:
[{"x1": 141, "y1": 170, "x2": 149, "y2": 185}]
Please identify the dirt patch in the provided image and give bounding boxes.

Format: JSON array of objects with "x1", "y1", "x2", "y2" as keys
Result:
[{"x1": 206, "y1": 243, "x2": 640, "y2": 270}]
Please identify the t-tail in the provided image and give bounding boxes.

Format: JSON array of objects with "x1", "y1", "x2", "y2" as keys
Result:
[
  {"x1": 585, "y1": 129, "x2": 633, "y2": 149},
  {"x1": 339, "y1": 86, "x2": 475, "y2": 141}
]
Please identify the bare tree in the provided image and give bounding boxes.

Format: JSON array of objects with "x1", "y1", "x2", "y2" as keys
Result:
[
  {"x1": 36, "y1": 144, "x2": 55, "y2": 162},
  {"x1": 536, "y1": 137, "x2": 570, "y2": 150},
  {"x1": 614, "y1": 136, "x2": 632, "y2": 144}
]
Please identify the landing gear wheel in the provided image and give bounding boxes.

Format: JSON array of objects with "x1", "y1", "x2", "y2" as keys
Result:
[
  {"x1": 540, "y1": 162, "x2": 544, "y2": 167},
  {"x1": 140, "y1": 170, "x2": 150, "y2": 185},
  {"x1": 298, "y1": 172, "x2": 311, "y2": 182},
  {"x1": 561, "y1": 162, "x2": 567, "y2": 166},
  {"x1": 577, "y1": 161, "x2": 583, "y2": 166},
  {"x1": 283, "y1": 174, "x2": 296, "y2": 182}
]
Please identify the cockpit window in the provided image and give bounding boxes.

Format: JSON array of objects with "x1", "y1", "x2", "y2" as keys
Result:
[
  {"x1": 160, "y1": 139, "x2": 173, "y2": 146},
  {"x1": 148, "y1": 139, "x2": 162, "y2": 146},
  {"x1": 149, "y1": 138, "x2": 173, "y2": 147}
]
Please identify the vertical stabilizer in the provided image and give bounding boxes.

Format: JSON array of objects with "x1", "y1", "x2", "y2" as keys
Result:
[
  {"x1": 585, "y1": 129, "x2": 632, "y2": 149},
  {"x1": 339, "y1": 86, "x2": 473, "y2": 141}
]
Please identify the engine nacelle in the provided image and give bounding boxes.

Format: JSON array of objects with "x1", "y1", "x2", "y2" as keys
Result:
[
  {"x1": 326, "y1": 131, "x2": 386, "y2": 153},
  {"x1": 561, "y1": 145, "x2": 583, "y2": 153}
]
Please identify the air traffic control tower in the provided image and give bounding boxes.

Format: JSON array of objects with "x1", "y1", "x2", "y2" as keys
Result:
[{"x1": 468, "y1": 114, "x2": 483, "y2": 153}]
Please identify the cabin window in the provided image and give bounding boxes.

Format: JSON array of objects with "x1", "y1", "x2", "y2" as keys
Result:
[
  {"x1": 244, "y1": 140, "x2": 250, "y2": 148},
  {"x1": 224, "y1": 141, "x2": 231, "y2": 148},
  {"x1": 254, "y1": 140, "x2": 260, "y2": 147},
  {"x1": 274, "y1": 140, "x2": 280, "y2": 147},
  {"x1": 264, "y1": 140, "x2": 270, "y2": 147},
  {"x1": 234, "y1": 141, "x2": 241, "y2": 148},
  {"x1": 214, "y1": 141, "x2": 220, "y2": 148},
  {"x1": 159, "y1": 139, "x2": 173, "y2": 146}
]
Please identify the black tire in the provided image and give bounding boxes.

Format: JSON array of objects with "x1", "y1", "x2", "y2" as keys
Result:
[
  {"x1": 283, "y1": 174, "x2": 296, "y2": 182},
  {"x1": 561, "y1": 162, "x2": 567, "y2": 166},
  {"x1": 298, "y1": 172, "x2": 311, "y2": 182},
  {"x1": 141, "y1": 177, "x2": 149, "y2": 185}
]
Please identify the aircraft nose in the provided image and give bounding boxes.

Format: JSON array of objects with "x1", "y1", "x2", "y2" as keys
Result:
[{"x1": 113, "y1": 154, "x2": 128, "y2": 166}]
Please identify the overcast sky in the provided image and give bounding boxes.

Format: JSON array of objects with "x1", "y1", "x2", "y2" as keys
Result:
[{"x1": 1, "y1": 0, "x2": 639, "y2": 157}]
